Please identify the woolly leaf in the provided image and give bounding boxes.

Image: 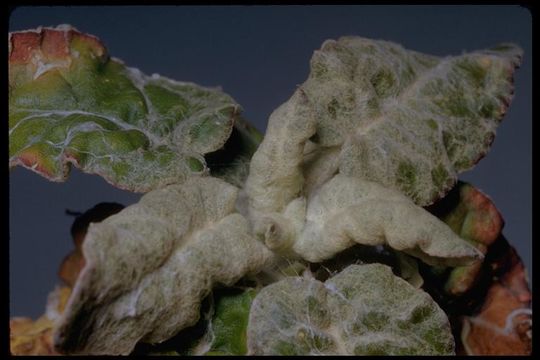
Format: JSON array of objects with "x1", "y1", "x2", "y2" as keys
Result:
[
  {"x1": 9, "y1": 25, "x2": 244, "y2": 192},
  {"x1": 53, "y1": 177, "x2": 272, "y2": 355},
  {"x1": 247, "y1": 263, "x2": 455, "y2": 355},
  {"x1": 257, "y1": 174, "x2": 482, "y2": 266},
  {"x1": 395, "y1": 252, "x2": 424, "y2": 288},
  {"x1": 205, "y1": 116, "x2": 264, "y2": 188},
  {"x1": 180, "y1": 288, "x2": 257, "y2": 355},
  {"x1": 245, "y1": 36, "x2": 522, "y2": 212}
]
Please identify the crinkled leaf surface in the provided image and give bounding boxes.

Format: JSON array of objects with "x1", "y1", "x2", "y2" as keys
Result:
[
  {"x1": 53, "y1": 176, "x2": 272, "y2": 355},
  {"x1": 9, "y1": 25, "x2": 244, "y2": 192},
  {"x1": 247, "y1": 263, "x2": 454, "y2": 355},
  {"x1": 256, "y1": 174, "x2": 482, "y2": 266},
  {"x1": 427, "y1": 181, "x2": 504, "y2": 295},
  {"x1": 245, "y1": 36, "x2": 522, "y2": 214}
]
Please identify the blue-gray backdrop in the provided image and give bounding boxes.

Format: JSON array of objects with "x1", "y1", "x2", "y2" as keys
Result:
[{"x1": 9, "y1": 5, "x2": 532, "y2": 318}]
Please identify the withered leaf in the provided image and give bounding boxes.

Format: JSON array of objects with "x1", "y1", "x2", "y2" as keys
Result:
[{"x1": 10, "y1": 286, "x2": 71, "y2": 356}]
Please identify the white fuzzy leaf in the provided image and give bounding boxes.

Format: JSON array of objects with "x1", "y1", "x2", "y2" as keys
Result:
[
  {"x1": 53, "y1": 177, "x2": 272, "y2": 355},
  {"x1": 247, "y1": 263, "x2": 455, "y2": 355}
]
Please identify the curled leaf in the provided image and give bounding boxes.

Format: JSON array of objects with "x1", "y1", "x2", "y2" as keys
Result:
[
  {"x1": 244, "y1": 36, "x2": 518, "y2": 269},
  {"x1": 245, "y1": 36, "x2": 522, "y2": 221},
  {"x1": 427, "y1": 181, "x2": 504, "y2": 295},
  {"x1": 247, "y1": 263, "x2": 455, "y2": 355},
  {"x1": 259, "y1": 174, "x2": 482, "y2": 266},
  {"x1": 9, "y1": 25, "x2": 246, "y2": 192},
  {"x1": 53, "y1": 176, "x2": 272, "y2": 355}
]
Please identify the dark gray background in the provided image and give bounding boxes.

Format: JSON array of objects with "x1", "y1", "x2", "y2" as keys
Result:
[{"x1": 9, "y1": 5, "x2": 532, "y2": 318}]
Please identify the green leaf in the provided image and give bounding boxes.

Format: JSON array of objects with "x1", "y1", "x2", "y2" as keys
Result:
[
  {"x1": 9, "y1": 25, "x2": 243, "y2": 192},
  {"x1": 208, "y1": 288, "x2": 256, "y2": 355},
  {"x1": 247, "y1": 263, "x2": 455, "y2": 355},
  {"x1": 205, "y1": 116, "x2": 264, "y2": 188},
  {"x1": 179, "y1": 288, "x2": 257, "y2": 355}
]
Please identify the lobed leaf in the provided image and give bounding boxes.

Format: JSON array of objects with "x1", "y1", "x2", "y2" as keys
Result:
[
  {"x1": 53, "y1": 176, "x2": 273, "y2": 355},
  {"x1": 247, "y1": 263, "x2": 455, "y2": 355},
  {"x1": 9, "y1": 25, "x2": 248, "y2": 192}
]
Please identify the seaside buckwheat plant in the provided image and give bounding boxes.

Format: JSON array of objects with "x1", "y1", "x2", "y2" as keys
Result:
[{"x1": 9, "y1": 25, "x2": 531, "y2": 355}]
